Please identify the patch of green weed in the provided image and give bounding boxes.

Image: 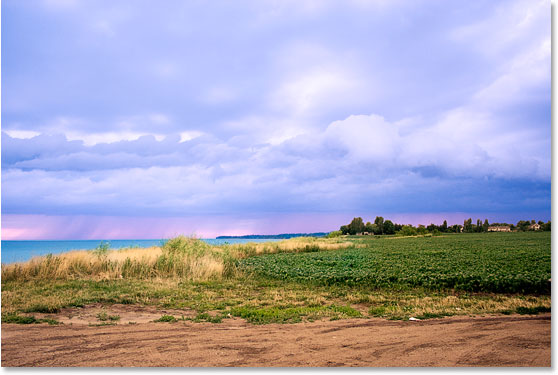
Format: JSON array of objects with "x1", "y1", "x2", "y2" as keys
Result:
[
  {"x1": 96, "y1": 311, "x2": 120, "y2": 321},
  {"x1": 515, "y1": 306, "x2": 550, "y2": 315},
  {"x1": 23, "y1": 304, "x2": 61, "y2": 314},
  {"x1": 2, "y1": 313, "x2": 61, "y2": 325},
  {"x1": 2, "y1": 314, "x2": 37, "y2": 324},
  {"x1": 154, "y1": 315, "x2": 177, "y2": 323}
]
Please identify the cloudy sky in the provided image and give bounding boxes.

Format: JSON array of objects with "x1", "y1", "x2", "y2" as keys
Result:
[{"x1": 2, "y1": 0, "x2": 551, "y2": 239}]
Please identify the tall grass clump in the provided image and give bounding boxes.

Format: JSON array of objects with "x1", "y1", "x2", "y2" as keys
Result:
[
  {"x1": 221, "y1": 237, "x2": 354, "y2": 259},
  {"x1": 153, "y1": 236, "x2": 226, "y2": 279},
  {"x1": 1, "y1": 236, "x2": 227, "y2": 282}
]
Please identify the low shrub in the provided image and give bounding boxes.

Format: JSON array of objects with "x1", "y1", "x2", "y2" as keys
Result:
[{"x1": 154, "y1": 315, "x2": 177, "y2": 323}]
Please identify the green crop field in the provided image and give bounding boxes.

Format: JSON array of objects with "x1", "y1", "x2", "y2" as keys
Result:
[
  {"x1": 240, "y1": 232, "x2": 551, "y2": 294},
  {"x1": 2, "y1": 232, "x2": 551, "y2": 324}
]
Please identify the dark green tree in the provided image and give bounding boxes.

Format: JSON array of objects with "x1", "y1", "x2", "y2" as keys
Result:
[
  {"x1": 348, "y1": 217, "x2": 365, "y2": 235},
  {"x1": 451, "y1": 224, "x2": 462, "y2": 233},
  {"x1": 441, "y1": 220, "x2": 448, "y2": 232},
  {"x1": 464, "y1": 218, "x2": 473, "y2": 233},
  {"x1": 516, "y1": 220, "x2": 530, "y2": 232},
  {"x1": 482, "y1": 219, "x2": 489, "y2": 232},
  {"x1": 374, "y1": 216, "x2": 384, "y2": 235},
  {"x1": 383, "y1": 220, "x2": 395, "y2": 235},
  {"x1": 398, "y1": 225, "x2": 417, "y2": 236}
]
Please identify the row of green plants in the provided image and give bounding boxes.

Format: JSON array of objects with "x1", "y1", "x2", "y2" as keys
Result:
[{"x1": 240, "y1": 232, "x2": 551, "y2": 294}]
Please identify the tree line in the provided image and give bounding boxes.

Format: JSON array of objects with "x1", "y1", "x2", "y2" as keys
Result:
[{"x1": 330, "y1": 217, "x2": 551, "y2": 237}]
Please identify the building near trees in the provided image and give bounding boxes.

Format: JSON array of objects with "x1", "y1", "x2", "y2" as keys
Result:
[
  {"x1": 487, "y1": 226, "x2": 511, "y2": 232},
  {"x1": 529, "y1": 223, "x2": 541, "y2": 231}
]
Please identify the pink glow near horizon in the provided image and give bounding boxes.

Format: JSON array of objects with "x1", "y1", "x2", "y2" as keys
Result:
[
  {"x1": 1, "y1": 214, "x2": 342, "y2": 240},
  {"x1": 1, "y1": 212, "x2": 544, "y2": 240}
]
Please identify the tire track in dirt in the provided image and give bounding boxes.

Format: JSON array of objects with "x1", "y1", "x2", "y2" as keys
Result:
[{"x1": 2, "y1": 313, "x2": 550, "y2": 367}]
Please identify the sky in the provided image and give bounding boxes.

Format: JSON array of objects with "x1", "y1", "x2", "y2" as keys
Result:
[{"x1": 1, "y1": 0, "x2": 551, "y2": 239}]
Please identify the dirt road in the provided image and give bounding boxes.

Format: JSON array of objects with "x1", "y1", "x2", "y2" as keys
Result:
[{"x1": 2, "y1": 313, "x2": 550, "y2": 367}]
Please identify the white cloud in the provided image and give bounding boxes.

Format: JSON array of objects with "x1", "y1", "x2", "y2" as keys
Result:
[
  {"x1": 179, "y1": 131, "x2": 204, "y2": 143},
  {"x1": 449, "y1": 0, "x2": 548, "y2": 58},
  {"x1": 220, "y1": 115, "x2": 312, "y2": 146},
  {"x1": 2, "y1": 130, "x2": 41, "y2": 139},
  {"x1": 293, "y1": 99, "x2": 549, "y2": 181},
  {"x1": 267, "y1": 42, "x2": 369, "y2": 119},
  {"x1": 472, "y1": 37, "x2": 550, "y2": 106},
  {"x1": 324, "y1": 114, "x2": 398, "y2": 162},
  {"x1": 22, "y1": 114, "x2": 181, "y2": 145},
  {"x1": 270, "y1": 68, "x2": 359, "y2": 116},
  {"x1": 64, "y1": 131, "x2": 164, "y2": 146}
]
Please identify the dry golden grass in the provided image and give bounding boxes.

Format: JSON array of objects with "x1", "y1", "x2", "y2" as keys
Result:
[
  {"x1": 356, "y1": 291, "x2": 551, "y2": 319},
  {"x1": 1, "y1": 236, "x2": 351, "y2": 282},
  {"x1": 221, "y1": 237, "x2": 354, "y2": 258},
  {"x1": 2, "y1": 240, "x2": 222, "y2": 282},
  {"x1": 2, "y1": 276, "x2": 550, "y2": 321}
]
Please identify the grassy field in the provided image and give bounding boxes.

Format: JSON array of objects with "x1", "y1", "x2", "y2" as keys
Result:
[
  {"x1": 241, "y1": 232, "x2": 550, "y2": 293},
  {"x1": 1, "y1": 232, "x2": 551, "y2": 324}
]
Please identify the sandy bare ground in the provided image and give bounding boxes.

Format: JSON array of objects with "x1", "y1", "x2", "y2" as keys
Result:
[{"x1": 1, "y1": 310, "x2": 550, "y2": 367}]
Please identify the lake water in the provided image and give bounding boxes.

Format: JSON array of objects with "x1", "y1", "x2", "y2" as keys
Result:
[{"x1": 1, "y1": 238, "x2": 282, "y2": 264}]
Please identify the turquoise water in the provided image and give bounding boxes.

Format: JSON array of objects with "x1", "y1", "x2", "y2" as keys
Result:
[{"x1": 1, "y1": 238, "x2": 281, "y2": 264}]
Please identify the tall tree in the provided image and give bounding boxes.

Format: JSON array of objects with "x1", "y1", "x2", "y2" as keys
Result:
[
  {"x1": 374, "y1": 216, "x2": 384, "y2": 235},
  {"x1": 516, "y1": 220, "x2": 530, "y2": 231},
  {"x1": 427, "y1": 223, "x2": 438, "y2": 232},
  {"x1": 451, "y1": 224, "x2": 462, "y2": 233},
  {"x1": 383, "y1": 220, "x2": 395, "y2": 235},
  {"x1": 464, "y1": 218, "x2": 473, "y2": 233},
  {"x1": 348, "y1": 217, "x2": 365, "y2": 235}
]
